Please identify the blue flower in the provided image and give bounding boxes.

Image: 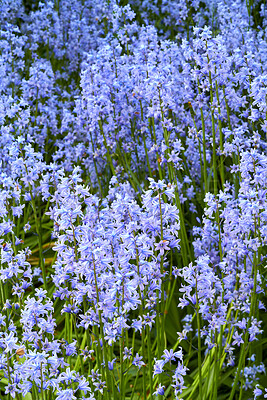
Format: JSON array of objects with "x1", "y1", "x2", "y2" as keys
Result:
[
  {"x1": 254, "y1": 385, "x2": 262, "y2": 398},
  {"x1": 132, "y1": 354, "x2": 145, "y2": 369},
  {"x1": 153, "y1": 359, "x2": 165, "y2": 376},
  {"x1": 153, "y1": 384, "x2": 165, "y2": 396},
  {"x1": 162, "y1": 347, "x2": 183, "y2": 363},
  {"x1": 155, "y1": 240, "x2": 170, "y2": 256},
  {"x1": 108, "y1": 358, "x2": 116, "y2": 370},
  {"x1": 55, "y1": 389, "x2": 76, "y2": 400},
  {"x1": 4, "y1": 331, "x2": 17, "y2": 353}
]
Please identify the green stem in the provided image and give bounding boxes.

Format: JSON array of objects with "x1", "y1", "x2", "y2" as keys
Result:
[
  {"x1": 130, "y1": 369, "x2": 141, "y2": 400},
  {"x1": 92, "y1": 255, "x2": 112, "y2": 399},
  {"x1": 195, "y1": 278, "x2": 203, "y2": 400},
  {"x1": 146, "y1": 326, "x2": 154, "y2": 399},
  {"x1": 208, "y1": 70, "x2": 217, "y2": 195},
  {"x1": 215, "y1": 80, "x2": 225, "y2": 188},
  {"x1": 29, "y1": 186, "x2": 47, "y2": 290},
  {"x1": 98, "y1": 119, "x2": 115, "y2": 175},
  {"x1": 228, "y1": 335, "x2": 248, "y2": 400},
  {"x1": 197, "y1": 78, "x2": 208, "y2": 193}
]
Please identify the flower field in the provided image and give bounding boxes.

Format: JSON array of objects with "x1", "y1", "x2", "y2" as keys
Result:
[{"x1": 0, "y1": 0, "x2": 267, "y2": 399}]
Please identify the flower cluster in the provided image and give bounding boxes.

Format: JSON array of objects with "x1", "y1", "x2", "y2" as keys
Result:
[{"x1": 0, "y1": 0, "x2": 267, "y2": 399}]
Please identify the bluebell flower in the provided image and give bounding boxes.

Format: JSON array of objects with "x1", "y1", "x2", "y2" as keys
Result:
[
  {"x1": 162, "y1": 347, "x2": 183, "y2": 363},
  {"x1": 123, "y1": 347, "x2": 132, "y2": 361},
  {"x1": 232, "y1": 331, "x2": 244, "y2": 346},
  {"x1": 55, "y1": 388, "x2": 76, "y2": 400},
  {"x1": 108, "y1": 358, "x2": 116, "y2": 370},
  {"x1": 155, "y1": 239, "x2": 170, "y2": 255},
  {"x1": 77, "y1": 376, "x2": 91, "y2": 394},
  {"x1": 153, "y1": 383, "x2": 165, "y2": 396},
  {"x1": 23, "y1": 222, "x2": 31, "y2": 232},
  {"x1": 132, "y1": 354, "x2": 145, "y2": 369},
  {"x1": 153, "y1": 359, "x2": 165, "y2": 376},
  {"x1": 254, "y1": 385, "x2": 262, "y2": 398},
  {"x1": 5, "y1": 383, "x2": 17, "y2": 398},
  {"x1": 64, "y1": 341, "x2": 77, "y2": 356},
  {"x1": 3, "y1": 331, "x2": 17, "y2": 353}
]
